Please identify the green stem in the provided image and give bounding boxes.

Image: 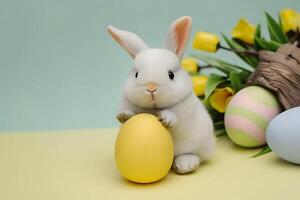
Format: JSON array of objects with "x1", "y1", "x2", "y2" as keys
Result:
[{"x1": 219, "y1": 45, "x2": 259, "y2": 56}]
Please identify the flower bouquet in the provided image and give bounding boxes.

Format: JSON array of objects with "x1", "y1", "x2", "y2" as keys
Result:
[{"x1": 182, "y1": 9, "x2": 300, "y2": 157}]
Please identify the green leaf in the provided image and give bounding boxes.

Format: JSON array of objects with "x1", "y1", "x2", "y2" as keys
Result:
[
  {"x1": 199, "y1": 66, "x2": 228, "y2": 77},
  {"x1": 205, "y1": 75, "x2": 226, "y2": 99},
  {"x1": 205, "y1": 103, "x2": 224, "y2": 122},
  {"x1": 188, "y1": 71, "x2": 198, "y2": 76},
  {"x1": 209, "y1": 111, "x2": 224, "y2": 123},
  {"x1": 265, "y1": 12, "x2": 289, "y2": 43},
  {"x1": 214, "y1": 121, "x2": 225, "y2": 130},
  {"x1": 251, "y1": 145, "x2": 272, "y2": 158},
  {"x1": 214, "y1": 129, "x2": 226, "y2": 137},
  {"x1": 191, "y1": 53, "x2": 252, "y2": 74},
  {"x1": 222, "y1": 34, "x2": 258, "y2": 68},
  {"x1": 278, "y1": 13, "x2": 283, "y2": 30},
  {"x1": 254, "y1": 24, "x2": 262, "y2": 50},
  {"x1": 255, "y1": 24, "x2": 261, "y2": 38},
  {"x1": 217, "y1": 80, "x2": 234, "y2": 87},
  {"x1": 229, "y1": 71, "x2": 243, "y2": 91},
  {"x1": 255, "y1": 37, "x2": 281, "y2": 51},
  {"x1": 239, "y1": 70, "x2": 251, "y2": 82}
]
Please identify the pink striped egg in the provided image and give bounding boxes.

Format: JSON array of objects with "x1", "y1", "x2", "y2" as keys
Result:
[{"x1": 224, "y1": 86, "x2": 281, "y2": 147}]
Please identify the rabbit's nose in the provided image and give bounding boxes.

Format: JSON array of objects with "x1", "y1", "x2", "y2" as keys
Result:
[{"x1": 146, "y1": 83, "x2": 158, "y2": 93}]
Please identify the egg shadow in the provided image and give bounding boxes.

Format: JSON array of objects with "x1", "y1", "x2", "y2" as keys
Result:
[
  {"x1": 268, "y1": 156, "x2": 300, "y2": 168},
  {"x1": 221, "y1": 135, "x2": 261, "y2": 155},
  {"x1": 118, "y1": 170, "x2": 173, "y2": 188},
  {"x1": 117, "y1": 161, "x2": 212, "y2": 187}
]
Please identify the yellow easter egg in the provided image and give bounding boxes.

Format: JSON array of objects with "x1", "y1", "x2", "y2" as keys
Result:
[{"x1": 115, "y1": 113, "x2": 174, "y2": 183}]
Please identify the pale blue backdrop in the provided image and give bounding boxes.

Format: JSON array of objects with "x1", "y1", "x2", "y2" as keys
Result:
[{"x1": 0, "y1": 0, "x2": 299, "y2": 131}]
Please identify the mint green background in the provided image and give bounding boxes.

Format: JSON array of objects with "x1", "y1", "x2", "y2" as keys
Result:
[{"x1": 0, "y1": 0, "x2": 298, "y2": 131}]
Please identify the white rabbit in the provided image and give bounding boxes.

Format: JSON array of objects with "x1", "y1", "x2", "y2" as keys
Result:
[{"x1": 107, "y1": 16, "x2": 216, "y2": 174}]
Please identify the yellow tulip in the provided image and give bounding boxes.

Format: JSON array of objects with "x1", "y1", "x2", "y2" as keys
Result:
[
  {"x1": 280, "y1": 9, "x2": 300, "y2": 33},
  {"x1": 231, "y1": 18, "x2": 256, "y2": 44},
  {"x1": 209, "y1": 87, "x2": 234, "y2": 113},
  {"x1": 193, "y1": 32, "x2": 220, "y2": 52},
  {"x1": 181, "y1": 57, "x2": 198, "y2": 73},
  {"x1": 192, "y1": 75, "x2": 208, "y2": 96}
]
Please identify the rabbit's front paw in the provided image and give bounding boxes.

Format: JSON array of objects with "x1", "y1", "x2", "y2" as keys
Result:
[
  {"x1": 116, "y1": 111, "x2": 134, "y2": 123},
  {"x1": 158, "y1": 110, "x2": 177, "y2": 128},
  {"x1": 173, "y1": 154, "x2": 200, "y2": 174}
]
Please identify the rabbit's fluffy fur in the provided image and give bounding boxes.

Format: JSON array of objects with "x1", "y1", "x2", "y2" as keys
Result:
[{"x1": 107, "y1": 16, "x2": 216, "y2": 174}]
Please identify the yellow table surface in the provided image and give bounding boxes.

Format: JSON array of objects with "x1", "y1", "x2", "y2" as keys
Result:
[{"x1": 0, "y1": 129, "x2": 299, "y2": 200}]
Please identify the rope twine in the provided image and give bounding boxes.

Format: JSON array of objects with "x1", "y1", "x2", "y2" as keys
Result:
[{"x1": 247, "y1": 44, "x2": 300, "y2": 110}]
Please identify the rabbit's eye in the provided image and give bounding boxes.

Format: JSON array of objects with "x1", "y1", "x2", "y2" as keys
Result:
[
  {"x1": 168, "y1": 71, "x2": 174, "y2": 80},
  {"x1": 135, "y1": 72, "x2": 138, "y2": 78}
]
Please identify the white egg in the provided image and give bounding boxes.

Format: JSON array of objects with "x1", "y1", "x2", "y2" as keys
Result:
[{"x1": 266, "y1": 107, "x2": 300, "y2": 164}]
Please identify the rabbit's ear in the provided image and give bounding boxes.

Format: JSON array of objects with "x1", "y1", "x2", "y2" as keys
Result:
[
  {"x1": 165, "y1": 16, "x2": 192, "y2": 58},
  {"x1": 107, "y1": 25, "x2": 149, "y2": 58}
]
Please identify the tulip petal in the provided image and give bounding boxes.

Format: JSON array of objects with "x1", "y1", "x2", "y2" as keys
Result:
[
  {"x1": 192, "y1": 75, "x2": 208, "y2": 96},
  {"x1": 280, "y1": 9, "x2": 299, "y2": 33},
  {"x1": 209, "y1": 87, "x2": 234, "y2": 113},
  {"x1": 231, "y1": 18, "x2": 256, "y2": 44},
  {"x1": 181, "y1": 57, "x2": 198, "y2": 73},
  {"x1": 193, "y1": 32, "x2": 220, "y2": 52}
]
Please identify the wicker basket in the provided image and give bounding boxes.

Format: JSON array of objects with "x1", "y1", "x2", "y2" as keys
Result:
[{"x1": 247, "y1": 44, "x2": 300, "y2": 110}]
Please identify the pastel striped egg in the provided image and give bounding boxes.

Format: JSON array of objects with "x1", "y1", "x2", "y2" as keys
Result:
[{"x1": 224, "y1": 86, "x2": 281, "y2": 147}]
